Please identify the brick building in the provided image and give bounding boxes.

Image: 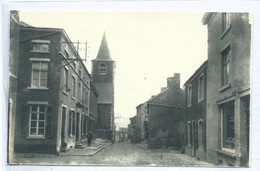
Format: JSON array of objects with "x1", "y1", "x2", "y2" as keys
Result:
[
  {"x1": 147, "y1": 73, "x2": 185, "y2": 149},
  {"x1": 203, "y1": 13, "x2": 251, "y2": 166},
  {"x1": 14, "y1": 24, "x2": 94, "y2": 154},
  {"x1": 92, "y1": 33, "x2": 115, "y2": 140},
  {"x1": 8, "y1": 11, "x2": 20, "y2": 162},
  {"x1": 184, "y1": 61, "x2": 207, "y2": 161}
]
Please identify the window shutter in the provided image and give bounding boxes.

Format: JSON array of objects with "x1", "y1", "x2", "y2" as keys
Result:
[
  {"x1": 45, "y1": 106, "x2": 53, "y2": 138},
  {"x1": 20, "y1": 105, "x2": 29, "y2": 136}
]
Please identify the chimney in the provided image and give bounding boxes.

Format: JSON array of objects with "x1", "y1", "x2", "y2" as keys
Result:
[{"x1": 167, "y1": 73, "x2": 180, "y2": 89}]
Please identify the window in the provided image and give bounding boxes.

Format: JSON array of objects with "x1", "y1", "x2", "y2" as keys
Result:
[
  {"x1": 31, "y1": 62, "x2": 48, "y2": 87},
  {"x1": 221, "y1": 102, "x2": 235, "y2": 150},
  {"x1": 187, "y1": 85, "x2": 192, "y2": 107},
  {"x1": 198, "y1": 120, "x2": 203, "y2": 149},
  {"x1": 32, "y1": 40, "x2": 50, "y2": 53},
  {"x1": 69, "y1": 110, "x2": 75, "y2": 137},
  {"x1": 221, "y1": 46, "x2": 231, "y2": 87},
  {"x1": 78, "y1": 69, "x2": 82, "y2": 78},
  {"x1": 187, "y1": 122, "x2": 192, "y2": 146},
  {"x1": 63, "y1": 68, "x2": 69, "y2": 92},
  {"x1": 78, "y1": 82, "x2": 82, "y2": 102},
  {"x1": 72, "y1": 76, "x2": 76, "y2": 98},
  {"x1": 82, "y1": 86, "x2": 86, "y2": 104},
  {"x1": 99, "y1": 62, "x2": 107, "y2": 75},
  {"x1": 29, "y1": 105, "x2": 46, "y2": 137},
  {"x1": 198, "y1": 74, "x2": 204, "y2": 101},
  {"x1": 81, "y1": 115, "x2": 85, "y2": 135},
  {"x1": 222, "y1": 13, "x2": 230, "y2": 33}
]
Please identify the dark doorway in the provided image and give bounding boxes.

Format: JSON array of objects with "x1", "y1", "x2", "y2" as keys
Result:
[
  {"x1": 61, "y1": 107, "x2": 66, "y2": 149},
  {"x1": 76, "y1": 112, "x2": 80, "y2": 142}
]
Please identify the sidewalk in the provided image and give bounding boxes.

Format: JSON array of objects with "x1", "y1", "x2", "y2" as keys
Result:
[
  {"x1": 60, "y1": 138, "x2": 112, "y2": 156},
  {"x1": 14, "y1": 138, "x2": 112, "y2": 159}
]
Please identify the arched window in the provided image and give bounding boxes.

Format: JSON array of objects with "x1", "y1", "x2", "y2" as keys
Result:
[
  {"x1": 198, "y1": 119, "x2": 204, "y2": 149},
  {"x1": 187, "y1": 121, "x2": 192, "y2": 146},
  {"x1": 187, "y1": 85, "x2": 192, "y2": 107},
  {"x1": 198, "y1": 73, "x2": 204, "y2": 101}
]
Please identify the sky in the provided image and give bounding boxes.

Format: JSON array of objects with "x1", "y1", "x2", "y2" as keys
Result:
[{"x1": 19, "y1": 11, "x2": 208, "y2": 128}]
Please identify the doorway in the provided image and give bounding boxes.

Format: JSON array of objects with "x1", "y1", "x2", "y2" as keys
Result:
[
  {"x1": 61, "y1": 107, "x2": 67, "y2": 149},
  {"x1": 76, "y1": 112, "x2": 80, "y2": 142}
]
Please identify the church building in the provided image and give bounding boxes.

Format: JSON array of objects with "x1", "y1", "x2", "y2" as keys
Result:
[{"x1": 91, "y1": 33, "x2": 116, "y2": 141}]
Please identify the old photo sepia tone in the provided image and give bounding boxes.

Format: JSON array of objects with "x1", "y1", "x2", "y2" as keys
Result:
[{"x1": 8, "y1": 11, "x2": 251, "y2": 167}]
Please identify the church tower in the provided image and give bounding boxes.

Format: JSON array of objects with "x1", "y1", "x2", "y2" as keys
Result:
[{"x1": 92, "y1": 33, "x2": 115, "y2": 140}]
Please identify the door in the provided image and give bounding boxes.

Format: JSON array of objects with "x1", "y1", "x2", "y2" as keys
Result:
[
  {"x1": 61, "y1": 107, "x2": 66, "y2": 149},
  {"x1": 76, "y1": 112, "x2": 80, "y2": 142},
  {"x1": 191, "y1": 121, "x2": 198, "y2": 157}
]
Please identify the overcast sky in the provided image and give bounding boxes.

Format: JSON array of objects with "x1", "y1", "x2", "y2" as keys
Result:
[{"x1": 19, "y1": 11, "x2": 207, "y2": 128}]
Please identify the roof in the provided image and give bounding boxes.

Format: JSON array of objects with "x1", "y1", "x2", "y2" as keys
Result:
[
  {"x1": 92, "y1": 32, "x2": 114, "y2": 62},
  {"x1": 184, "y1": 60, "x2": 208, "y2": 86},
  {"x1": 94, "y1": 83, "x2": 113, "y2": 103},
  {"x1": 19, "y1": 21, "x2": 32, "y2": 27}
]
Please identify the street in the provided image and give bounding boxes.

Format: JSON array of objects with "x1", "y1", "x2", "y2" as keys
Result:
[{"x1": 13, "y1": 142, "x2": 213, "y2": 167}]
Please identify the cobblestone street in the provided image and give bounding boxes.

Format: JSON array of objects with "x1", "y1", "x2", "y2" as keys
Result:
[{"x1": 12, "y1": 142, "x2": 213, "y2": 167}]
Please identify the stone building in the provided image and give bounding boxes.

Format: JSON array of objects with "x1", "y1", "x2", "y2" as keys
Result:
[
  {"x1": 118, "y1": 127, "x2": 128, "y2": 142},
  {"x1": 92, "y1": 33, "x2": 116, "y2": 141},
  {"x1": 147, "y1": 73, "x2": 185, "y2": 149},
  {"x1": 8, "y1": 11, "x2": 20, "y2": 162},
  {"x1": 184, "y1": 61, "x2": 207, "y2": 161},
  {"x1": 203, "y1": 13, "x2": 251, "y2": 166},
  {"x1": 14, "y1": 24, "x2": 93, "y2": 153},
  {"x1": 135, "y1": 102, "x2": 148, "y2": 142}
]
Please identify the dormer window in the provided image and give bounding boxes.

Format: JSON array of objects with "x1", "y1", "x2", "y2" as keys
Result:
[
  {"x1": 31, "y1": 40, "x2": 50, "y2": 53},
  {"x1": 99, "y1": 62, "x2": 107, "y2": 75}
]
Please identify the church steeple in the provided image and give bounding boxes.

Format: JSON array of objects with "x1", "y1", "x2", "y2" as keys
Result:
[
  {"x1": 93, "y1": 32, "x2": 113, "y2": 61},
  {"x1": 91, "y1": 32, "x2": 115, "y2": 83}
]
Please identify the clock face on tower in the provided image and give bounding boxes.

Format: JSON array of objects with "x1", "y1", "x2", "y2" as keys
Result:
[{"x1": 99, "y1": 62, "x2": 108, "y2": 75}]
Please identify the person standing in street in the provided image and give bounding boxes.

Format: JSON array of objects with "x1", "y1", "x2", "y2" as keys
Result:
[{"x1": 87, "y1": 131, "x2": 93, "y2": 146}]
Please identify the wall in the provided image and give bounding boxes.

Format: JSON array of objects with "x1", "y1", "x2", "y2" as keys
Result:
[
  {"x1": 184, "y1": 63, "x2": 207, "y2": 161},
  {"x1": 148, "y1": 105, "x2": 185, "y2": 149},
  {"x1": 15, "y1": 28, "x2": 62, "y2": 153},
  {"x1": 205, "y1": 13, "x2": 251, "y2": 166}
]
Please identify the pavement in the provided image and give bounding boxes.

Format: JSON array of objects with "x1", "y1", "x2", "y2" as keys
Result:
[
  {"x1": 136, "y1": 140, "x2": 214, "y2": 167},
  {"x1": 13, "y1": 138, "x2": 112, "y2": 159},
  {"x1": 59, "y1": 138, "x2": 112, "y2": 156}
]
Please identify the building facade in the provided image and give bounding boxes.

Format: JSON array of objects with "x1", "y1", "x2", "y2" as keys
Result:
[
  {"x1": 14, "y1": 24, "x2": 93, "y2": 154},
  {"x1": 135, "y1": 102, "x2": 148, "y2": 143},
  {"x1": 8, "y1": 11, "x2": 20, "y2": 162},
  {"x1": 184, "y1": 61, "x2": 207, "y2": 161},
  {"x1": 129, "y1": 116, "x2": 137, "y2": 143},
  {"x1": 118, "y1": 127, "x2": 128, "y2": 142},
  {"x1": 92, "y1": 33, "x2": 115, "y2": 141},
  {"x1": 147, "y1": 73, "x2": 185, "y2": 149},
  {"x1": 203, "y1": 13, "x2": 251, "y2": 166},
  {"x1": 89, "y1": 81, "x2": 99, "y2": 138}
]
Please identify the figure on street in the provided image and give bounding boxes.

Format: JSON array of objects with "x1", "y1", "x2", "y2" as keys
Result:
[{"x1": 87, "y1": 131, "x2": 93, "y2": 146}]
